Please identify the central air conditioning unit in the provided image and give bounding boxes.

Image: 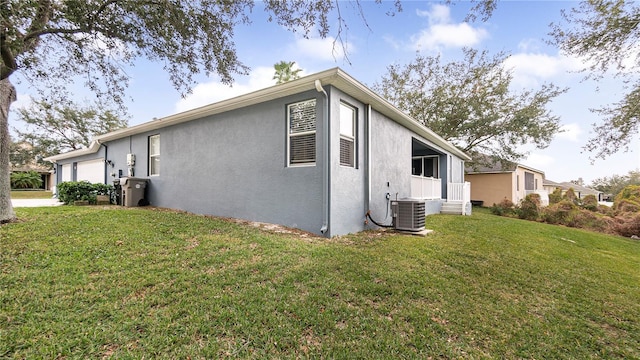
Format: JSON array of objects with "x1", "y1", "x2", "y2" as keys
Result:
[{"x1": 391, "y1": 199, "x2": 426, "y2": 232}]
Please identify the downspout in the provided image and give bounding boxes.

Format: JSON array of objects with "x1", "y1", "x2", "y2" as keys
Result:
[
  {"x1": 99, "y1": 141, "x2": 108, "y2": 184},
  {"x1": 365, "y1": 104, "x2": 371, "y2": 212},
  {"x1": 315, "y1": 80, "x2": 329, "y2": 235}
]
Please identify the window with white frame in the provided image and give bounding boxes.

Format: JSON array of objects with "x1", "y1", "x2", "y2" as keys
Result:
[
  {"x1": 149, "y1": 134, "x2": 160, "y2": 176},
  {"x1": 287, "y1": 99, "x2": 316, "y2": 166},
  {"x1": 339, "y1": 102, "x2": 356, "y2": 167},
  {"x1": 412, "y1": 156, "x2": 439, "y2": 178}
]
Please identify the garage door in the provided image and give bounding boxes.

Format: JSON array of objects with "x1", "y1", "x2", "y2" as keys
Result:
[
  {"x1": 76, "y1": 159, "x2": 105, "y2": 184},
  {"x1": 61, "y1": 164, "x2": 72, "y2": 182}
]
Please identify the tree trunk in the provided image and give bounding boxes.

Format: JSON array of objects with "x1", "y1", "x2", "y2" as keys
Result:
[{"x1": 1, "y1": 78, "x2": 17, "y2": 223}]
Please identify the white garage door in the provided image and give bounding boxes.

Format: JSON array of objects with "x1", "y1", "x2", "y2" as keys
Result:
[
  {"x1": 61, "y1": 164, "x2": 72, "y2": 182},
  {"x1": 76, "y1": 159, "x2": 105, "y2": 184}
]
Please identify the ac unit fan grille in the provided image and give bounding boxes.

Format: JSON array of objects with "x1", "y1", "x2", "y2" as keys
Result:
[{"x1": 393, "y1": 200, "x2": 426, "y2": 231}]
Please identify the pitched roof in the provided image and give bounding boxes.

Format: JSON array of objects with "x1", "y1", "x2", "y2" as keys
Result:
[
  {"x1": 45, "y1": 67, "x2": 471, "y2": 162},
  {"x1": 543, "y1": 180, "x2": 603, "y2": 195},
  {"x1": 465, "y1": 155, "x2": 543, "y2": 175}
]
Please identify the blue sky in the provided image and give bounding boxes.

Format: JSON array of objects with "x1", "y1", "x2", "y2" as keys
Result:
[{"x1": 11, "y1": 1, "x2": 640, "y2": 183}]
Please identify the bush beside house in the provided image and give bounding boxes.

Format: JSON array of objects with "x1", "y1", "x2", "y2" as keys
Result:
[
  {"x1": 491, "y1": 185, "x2": 639, "y2": 238},
  {"x1": 57, "y1": 181, "x2": 114, "y2": 205}
]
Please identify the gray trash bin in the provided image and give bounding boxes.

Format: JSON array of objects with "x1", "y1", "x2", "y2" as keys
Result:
[{"x1": 121, "y1": 177, "x2": 148, "y2": 207}]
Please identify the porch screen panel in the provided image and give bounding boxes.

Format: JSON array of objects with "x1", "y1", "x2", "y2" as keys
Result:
[{"x1": 288, "y1": 99, "x2": 316, "y2": 165}]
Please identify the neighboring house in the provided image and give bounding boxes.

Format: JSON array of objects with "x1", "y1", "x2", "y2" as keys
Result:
[
  {"x1": 45, "y1": 68, "x2": 471, "y2": 237},
  {"x1": 10, "y1": 142, "x2": 54, "y2": 190},
  {"x1": 466, "y1": 160, "x2": 548, "y2": 206},
  {"x1": 543, "y1": 180, "x2": 605, "y2": 201},
  {"x1": 10, "y1": 165, "x2": 54, "y2": 190},
  {"x1": 542, "y1": 179, "x2": 564, "y2": 195}
]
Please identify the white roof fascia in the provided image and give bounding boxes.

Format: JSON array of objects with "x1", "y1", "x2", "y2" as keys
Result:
[
  {"x1": 51, "y1": 68, "x2": 470, "y2": 162},
  {"x1": 43, "y1": 140, "x2": 102, "y2": 162},
  {"x1": 516, "y1": 163, "x2": 545, "y2": 176}
]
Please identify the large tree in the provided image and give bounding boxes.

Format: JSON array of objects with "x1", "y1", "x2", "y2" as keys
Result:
[
  {"x1": 550, "y1": 0, "x2": 640, "y2": 160},
  {"x1": 0, "y1": 0, "x2": 401, "y2": 223},
  {"x1": 13, "y1": 99, "x2": 128, "y2": 165},
  {"x1": 374, "y1": 48, "x2": 566, "y2": 165}
]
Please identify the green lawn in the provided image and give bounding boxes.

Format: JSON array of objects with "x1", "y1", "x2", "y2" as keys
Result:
[
  {"x1": 1, "y1": 206, "x2": 638, "y2": 359},
  {"x1": 9, "y1": 190, "x2": 53, "y2": 199}
]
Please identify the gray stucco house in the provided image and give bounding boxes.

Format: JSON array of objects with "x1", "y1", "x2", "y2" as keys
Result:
[{"x1": 45, "y1": 68, "x2": 471, "y2": 237}]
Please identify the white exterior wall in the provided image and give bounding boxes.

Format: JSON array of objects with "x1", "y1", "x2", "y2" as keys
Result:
[{"x1": 76, "y1": 159, "x2": 105, "y2": 183}]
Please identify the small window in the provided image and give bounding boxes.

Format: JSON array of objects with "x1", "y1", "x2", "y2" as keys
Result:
[
  {"x1": 339, "y1": 103, "x2": 356, "y2": 167},
  {"x1": 287, "y1": 99, "x2": 316, "y2": 166},
  {"x1": 149, "y1": 134, "x2": 160, "y2": 176}
]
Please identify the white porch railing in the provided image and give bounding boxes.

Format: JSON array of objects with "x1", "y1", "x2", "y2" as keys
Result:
[
  {"x1": 524, "y1": 190, "x2": 550, "y2": 206},
  {"x1": 447, "y1": 181, "x2": 471, "y2": 215},
  {"x1": 410, "y1": 175, "x2": 442, "y2": 200},
  {"x1": 411, "y1": 178, "x2": 472, "y2": 215}
]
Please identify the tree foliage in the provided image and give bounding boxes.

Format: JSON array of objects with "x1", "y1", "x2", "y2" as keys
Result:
[
  {"x1": 550, "y1": 0, "x2": 640, "y2": 159},
  {"x1": 374, "y1": 48, "x2": 566, "y2": 163},
  {"x1": 273, "y1": 61, "x2": 302, "y2": 84},
  {"x1": 0, "y1": 0, "x2": 402, "y2": 223},
  {"x1": 10, "y1": 171, "x2": 42, "y2": 189},
  {"x1": 591, "y1": 169, "x2": 640, "y2": 197},
  {"x1": 13, "y1": 99, "x2": 128, "y2": 164}
]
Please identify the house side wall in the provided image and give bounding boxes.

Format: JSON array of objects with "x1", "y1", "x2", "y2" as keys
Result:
[
  {"x1": 102, "y1": 90, "x2": 325, "y2": 235},
  {"x1": 513, "y1": 166, "x2": 545, "y2": 203},
  {"x1": 466, "y1": 172, "x2": 513, "y2": 206},
  {"x1": 327, "y1": 88, "x2": 366, "y2": 236},
  {"x1": 54, "y1": 148, "x2": 106, "y2": 185},
  {"x1": 368, "y1": 108, "x2": 467, "y2": 224},
  {"x1": 368, "y1": 109, "x2": 411, "y2": 226}
]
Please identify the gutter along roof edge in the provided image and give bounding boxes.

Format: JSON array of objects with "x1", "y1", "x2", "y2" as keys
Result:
[{"x1": 48, "y1": 68, "x2": 471, "y2": 162}]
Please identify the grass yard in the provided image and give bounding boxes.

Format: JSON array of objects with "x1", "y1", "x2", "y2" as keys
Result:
[
  {"x1": 9, "y1": 190, "x2": 53, "y2": 199},
  {"x1": 1, "y1": 206, "x2": 638, "y2": 359}
]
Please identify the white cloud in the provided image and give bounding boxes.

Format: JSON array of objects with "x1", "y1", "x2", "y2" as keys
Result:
[
  {"x1": 417, "y1": 4, "x2": 450, "y2": 24},
  {"x1": 503, "y1": 52, "x2": 582, "y2": 87},
  {"x1": 291, "y1": 36, "x2": 351, "y2": 61},
  {"x1": 556, "y1": 123, "x2": 583, "y2": 142},
  {"x1": 174, "y1": 66, "x2": 280, "y2": 113},
  {"x1": 524, "y1": 152, "x2": 555, "y2": 170},
  {"x1": 411, "y1": 5, "x2": 488, "y2": 51}
]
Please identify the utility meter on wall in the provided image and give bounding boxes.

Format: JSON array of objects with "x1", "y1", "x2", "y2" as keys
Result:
[{"x1": 127, "y1": 154, "x2": 136, "y2": 166}]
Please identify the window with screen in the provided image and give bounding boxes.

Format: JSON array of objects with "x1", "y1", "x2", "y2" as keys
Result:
[{"x1": 287, "y1": 99, "x2": 317, "y2": 166}]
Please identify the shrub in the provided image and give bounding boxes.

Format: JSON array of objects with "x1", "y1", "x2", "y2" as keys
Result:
[
  {"x1": 596, "y1": 204, "x2": 614, "y2": 216},
  {"x1": 613, "y1": 212, "x2": 640, "y2": 238},
  {"x1": 563, "y1": 188, "x2": 580, "y2": 205},
  {"x1": 564, "y1": 210, "x2": 614, "y2": 233},
  {"x1": 57, "y1": 181, "x2": 114, "y2": 205},
  {"x1": 518, "y1": 193, "x2": 541, "y2": 221},
  {"x1": 613, "y1": 185, "x2": 640, "y2": 214},
  {"x1": 540, "y1": 200, "x2": 613, "y2": 233},
  {"x1": 549, "y1": 188, "x2": 563, "y2": 204},
  {"x1": 581, "y1": 194, "x2": 598, "y2": 211},
  {"x1": 10, "y1": 171, "x2": 43, "y2": 189},
  {"x1": 614, "y1": 200, "x2": 640, "y2": 214},
  {"x1": 490, "y1": 198, "x2": 516, "y2": 217},
  {"x1": 541, "y1": 200, "x2": 578, "y2": 224}
]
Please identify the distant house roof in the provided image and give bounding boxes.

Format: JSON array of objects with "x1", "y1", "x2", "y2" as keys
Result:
[
  {"x1": 543, "y1": 179, "x2": 563, "y2": 188},
  {"x1": 544, "y1": 180, "x2": 603, "y2": 196},
  {"x1": 465, "y1": 156, "x2": 544, "y2": 175},
  {"x1": 10, "y1": 166, "x2": 52, "y2": 174},
  {"x1": 45, "y1": 67, "x2": 471, "y2": 163}
]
